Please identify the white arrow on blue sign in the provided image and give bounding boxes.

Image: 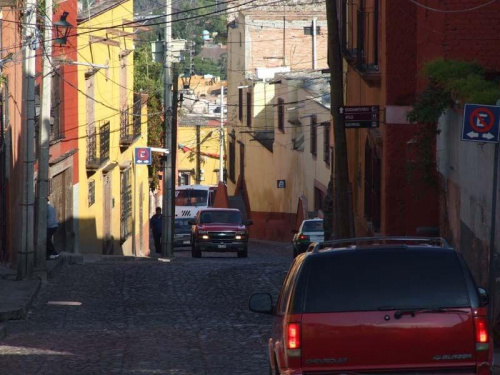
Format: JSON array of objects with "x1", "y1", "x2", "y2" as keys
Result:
[{"x1": 462, "y1": 104, "x2": 500, "y2": 143}]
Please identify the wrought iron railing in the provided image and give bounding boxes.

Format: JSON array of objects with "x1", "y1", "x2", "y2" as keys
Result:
[
  {"x1": 120, "y1": 168, "x2": 132, "y2": 241},
  {"x1": 86, "y1": 121, "x2": 110, "y2": 170}
]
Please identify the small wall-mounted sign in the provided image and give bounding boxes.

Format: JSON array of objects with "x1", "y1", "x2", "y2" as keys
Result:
[
  {"x1": 277, "y1": 180, "x2": 286, "y2": 189},
  {"x1": 135, "y1": 147, "x2": 152, "y2": 165}
]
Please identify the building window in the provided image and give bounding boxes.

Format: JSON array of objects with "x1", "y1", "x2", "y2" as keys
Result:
[
  {"x1": 120, "y1": 168, "x2": 132, "y2": 241},
  {"x1": 229, "y1": 140, "x2": 235, "y2": 182},
  {"x1": 277, "y1": 98, "x2": 285, "y2": 133},
  {"x1": 341, "y1": 0, "x2": 380, "y2": 71},
  {"x1": 314, "y1": 187, "x2": 325, "y2": 214},
  {"x1": 323, "y1": 122, "x2": 330, "y2": 164},
  {"x1": 246, "y1": 92, "x2": 252, "y2": 127},
  {"x1": 364, "y1": 140, "x2": 381, "y2": 232},
  {"x1": 238, "y1": 88, "x2": 243, "y2": 122},
  {"x1": 304, "y1": 26, "x2": 321, "y2": 35},
  {"x1": 133, "y1": 92, "x2": 141, "y2": 138},
  {"x1": 88, "y1": 180, "x2": 95, "y2": 207},
  {"x1": 310, "y1": 115, "x2": 317, "y2": 157},
  {"x1": 100, "y1": 122, "x2": 110, "y2": 162},
  {"x1": 178, "y1": 170, "x2": 191, "y2": 186}
]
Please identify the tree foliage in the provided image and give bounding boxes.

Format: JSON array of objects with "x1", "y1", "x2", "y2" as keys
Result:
[
  {"x1": 134, "y1": 44, "x2": 164, "y2": 189},
  {"x1": 407, "y1": 58, "x2": 500, "y2": 188},
  {"x1": 408, "y1": 59, "x2": 500, "y2": 125}
]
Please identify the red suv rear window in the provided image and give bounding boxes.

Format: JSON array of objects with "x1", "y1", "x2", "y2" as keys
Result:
[{"x1": 301, "y1": 249, "x2": 470, "y2": 313}]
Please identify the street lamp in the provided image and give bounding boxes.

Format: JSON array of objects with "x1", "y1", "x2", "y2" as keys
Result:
[
  {"x1": 181, "y1": 69, "x2": 191, "y2": 89},
  {"x1": 54, "y1": 12, "x2": 73, "y2": 45}
]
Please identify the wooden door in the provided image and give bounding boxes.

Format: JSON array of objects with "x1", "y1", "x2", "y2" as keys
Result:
[{"x1": 103, "y1": 173, "x2": 113, "y2": 254}]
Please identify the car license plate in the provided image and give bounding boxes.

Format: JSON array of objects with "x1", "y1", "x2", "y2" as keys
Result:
[
  {"x1": 218, "y1": 244, "x2": 226, "y2": 249},
  {"x1": 183, "y1": 241, "x2": 190, "y2": 244}
]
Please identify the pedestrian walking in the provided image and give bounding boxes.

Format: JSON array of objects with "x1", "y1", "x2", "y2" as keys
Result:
[
  {"x1": 47, "y1": 200, "x2": 59, "y2": 260},
  {"x1": 150, "y1": 207, "x2": 162, "y2": 254}
]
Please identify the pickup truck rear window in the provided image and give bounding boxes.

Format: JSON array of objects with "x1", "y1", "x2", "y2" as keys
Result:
[{"x1": 303, "y1": 249, "x2": 470, "y2": 313}]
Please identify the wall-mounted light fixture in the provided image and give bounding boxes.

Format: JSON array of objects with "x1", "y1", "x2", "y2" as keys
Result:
[
  {"x1": 54, "y1": 12, "x2": 73, "y2": 45},
  {"x1": 181, "y1": 69, "x2": 191, "y2": 89}
]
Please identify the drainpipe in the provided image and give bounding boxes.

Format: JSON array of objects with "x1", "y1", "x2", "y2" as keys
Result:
[{"x1": 312, "y1": 18, "x2": 317, "y2": 70}]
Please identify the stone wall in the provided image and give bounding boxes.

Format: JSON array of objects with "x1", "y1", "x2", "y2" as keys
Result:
[{"x1": 227, "y1": 0, "x2": 325, "y2": 22}]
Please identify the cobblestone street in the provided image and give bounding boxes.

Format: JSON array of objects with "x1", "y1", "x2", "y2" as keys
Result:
[{"x1": 0, "y1": 241, "x2": 292, "y2": 375}]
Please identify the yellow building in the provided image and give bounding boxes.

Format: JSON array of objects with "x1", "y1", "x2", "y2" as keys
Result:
[
  {"x1": 177, "y1": 115, "x2": 223, "y2": 186},
  {"x1": 76, "y1": 0, "x2": 150, "y2": 256}
]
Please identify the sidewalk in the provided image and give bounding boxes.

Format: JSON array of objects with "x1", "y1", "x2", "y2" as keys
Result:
[
  {"x1": 0, "y1": 251, "x2": 161, "y2": 333},
  {"x1": 0, "y1": 252, "x2": 83, "y2": 324}
]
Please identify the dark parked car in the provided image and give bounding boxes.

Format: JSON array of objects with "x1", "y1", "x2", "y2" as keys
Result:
[
  {"x1": 174, "y1": 218, "x2": 192, "y2": 247},
  {"x1": 249, "y1": 237, "x2": 492, "y2": 375},
  {"x1": 189, "y1": 208, "x2": 253, "y2": 258}
]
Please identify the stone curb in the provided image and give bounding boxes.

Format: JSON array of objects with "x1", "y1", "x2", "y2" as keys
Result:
[
  {"x1": 99, "y1": 255, "x2": 161, "y2": 262},
  {"x1": 0, "y1": 278, "x2": 41, "y2": 322}
]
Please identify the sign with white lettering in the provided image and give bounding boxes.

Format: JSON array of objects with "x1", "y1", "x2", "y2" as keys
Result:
[{"x1": 339, "y1": 105, "x2": 380, "y2": 128}]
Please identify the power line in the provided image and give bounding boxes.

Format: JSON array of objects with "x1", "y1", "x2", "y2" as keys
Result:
[{"x1": 408, "y1": 0, "x2": 498, "y2": 13}]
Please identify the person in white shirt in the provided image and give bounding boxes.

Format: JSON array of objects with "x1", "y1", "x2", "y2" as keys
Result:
[{"x1": 47, "y1": 200, "x2": 59, "y2": 260}]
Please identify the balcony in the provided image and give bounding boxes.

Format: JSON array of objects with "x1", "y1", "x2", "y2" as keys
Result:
[{"x1": 86, "y1": 121, "x2": 110, "y2": 170}]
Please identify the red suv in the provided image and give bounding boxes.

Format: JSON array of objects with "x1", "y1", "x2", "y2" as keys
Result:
[
  {"x1": 189, "y1": 208, "x2": 253, "y2": 258},
  {"x1": 249, "y1": 237, "x2": 492, "y2": 375}
]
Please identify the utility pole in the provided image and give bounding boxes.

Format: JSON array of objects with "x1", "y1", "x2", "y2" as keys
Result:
[
  {"x1": 35, "y1": 0, "x2": 53, "y2": 272},
  {"x1": 219, "y1": 86, "x2": 224, "y2": 182},
  {"x1": 18, "y1": 0, "x2": 37, "y2": 279},
  {"x1": 161, "y1": 0, "x2": 173, "y2": 258},
  {"x1": 326, "y1": 0, "x2": 353, "y2": 239},
  {"x1": 196, "y1": 124, "x2": 201, "y2": 184}
]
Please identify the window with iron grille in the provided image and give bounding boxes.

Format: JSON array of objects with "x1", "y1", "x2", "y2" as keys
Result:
[
  {"x1": 229, "y1": 140, "x2": 235, "y2": 182},
  {"x1": 238, "y1": 88, "x2": 243, "y2": 122},
  {"x1": 277, "y1": 98, "x2": 285, "y2": 133},
  {"x1": 87, "y1": 126, "x2": 97, "y2": 165},
  {"x1": 88, "y1": 180, "x2": 95, "y2": 207},
  {"x1": 310, "y1": 115, "x2": 317, "y2": 156},
  {"x1": 120, "y1": 168, "x2": 132, "y2": 240},
  {"x1": 341, "y1": 0, "x2": 380, "y2": 71},
  {"x1": 133, "y1": 93, "x2": 141, "y2": 137},
  {"x1": 120, "y1": 107, "x2": 130, "y2": 141},
  {"x1": 323, "y1": 122, "x2": 330, "y2": 164},
  {"x1": 100, "y1": 122, "x2": 110, "y2": 162},
  {"x1": 246, "y1": 92, "x2": 252, "y2": 127}
]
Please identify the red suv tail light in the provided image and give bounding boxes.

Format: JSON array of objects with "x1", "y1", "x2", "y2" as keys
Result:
[
  {"x1": 287, "y1": 323, "x2": 301, "y2": 349},
  {"x1": 474, "y1": 316, "x2": 489, "y2": 351},
  {"x1": 298, "y1": 234, "x2": 309, "y2": 241}
]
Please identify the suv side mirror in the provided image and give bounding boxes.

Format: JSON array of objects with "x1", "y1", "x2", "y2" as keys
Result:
[
  {"x1": 246, "y1": 220, "x2": 253, "y2": 226},
  {"x1": 188, "y1": 219, "x2": 196, "y2": 226},
  {"x1": 249, "y1": 293, "x2": 274, "y2": 315},
  {"x1": 478, "y1": 287, "x2": 489, "y2": 306}
]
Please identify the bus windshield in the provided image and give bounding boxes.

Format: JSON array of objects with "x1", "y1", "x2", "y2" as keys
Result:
[{"x1": 175, "y1": 189, "x2": 209, "y2": 207}]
